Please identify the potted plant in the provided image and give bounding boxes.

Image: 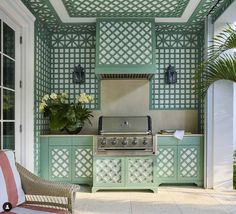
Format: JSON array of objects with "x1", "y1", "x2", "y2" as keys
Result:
[
  {"x1": 39, "y1": 92, "x2": 94, "y2": 134},
  {"x1": 195, "y1": 25, "x2": 236, "y2": 96}
]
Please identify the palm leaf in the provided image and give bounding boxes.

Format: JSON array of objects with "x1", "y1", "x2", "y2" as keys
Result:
[{"x1": 195, "y1": 25, "x2": 236, "y2": 97}]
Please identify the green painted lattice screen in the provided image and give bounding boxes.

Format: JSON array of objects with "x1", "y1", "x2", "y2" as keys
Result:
[
  {"x1": 150, "y1": 31, "x2": 203, "y2": 110},
  {"x1": 50, "y1": 33, "x2": 100, "y2": 109},
  {"x1": 34, "y1": 21, "x2": 51, "y2": 173}
]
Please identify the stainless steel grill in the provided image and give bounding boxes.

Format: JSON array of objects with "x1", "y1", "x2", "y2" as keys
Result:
[{"x1": 95, "y1": 116, "x2": 155, "y2": 156}]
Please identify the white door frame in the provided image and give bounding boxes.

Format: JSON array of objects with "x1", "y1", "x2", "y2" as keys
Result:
[{"x1": 0, "y1": 0, "x2": 35, "y2": 172}]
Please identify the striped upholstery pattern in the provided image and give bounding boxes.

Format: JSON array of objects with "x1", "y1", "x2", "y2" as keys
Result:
[
  {"x1": 0, "y1": 151, "x2": 25, "y2": 212},
  {"x1": 2, "y1": 204, "x2": 70, "y2": 214}
]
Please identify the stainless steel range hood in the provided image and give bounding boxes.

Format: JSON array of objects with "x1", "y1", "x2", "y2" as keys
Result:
[{"x1": 95, "y1": 18, "x2": 156, "y2": 80}]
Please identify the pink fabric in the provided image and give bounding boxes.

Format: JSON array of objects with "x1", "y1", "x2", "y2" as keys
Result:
[
  {"x1": 0, "y1": 151, "x2": 25, "y2": 213},
  {"x1": 0, "y1": 151, "x2": 18, "y2": 207}
]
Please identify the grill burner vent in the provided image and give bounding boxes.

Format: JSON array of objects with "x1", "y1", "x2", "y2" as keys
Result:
[{"x1": 99, "y1": 74, "x2": 153, "y2": 79}]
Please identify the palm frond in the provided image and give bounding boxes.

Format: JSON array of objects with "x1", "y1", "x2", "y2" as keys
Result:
[{"x1": 195, "y1": 25, "x2": 236, "y2": 97}]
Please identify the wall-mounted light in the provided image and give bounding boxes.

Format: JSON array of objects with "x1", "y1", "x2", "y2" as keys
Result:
[
  {"x1": 73, "y1": 64, "x2": 85, "y2": 84},
  {"x1": 165, "y1": 64, "x2": 177, "y2": 84}
]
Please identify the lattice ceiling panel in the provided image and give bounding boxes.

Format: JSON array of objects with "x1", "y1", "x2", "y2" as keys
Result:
[
  {"x1": 21, "y1": 0, "x2": 233, "y2": 33},
  {"x1": 62, "y1": 0, "x2": 190, "y2": 17}
]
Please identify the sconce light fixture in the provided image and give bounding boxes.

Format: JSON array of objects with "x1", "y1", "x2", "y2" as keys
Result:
[
  {"x1": 165, "y1": 64, "x2": 177, "y2": 84},
  {"x1": 73, "y1": 64, "x2": 85, "y2": 84}
]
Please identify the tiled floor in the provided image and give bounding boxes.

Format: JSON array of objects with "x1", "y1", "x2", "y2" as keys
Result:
[{"x1": 74, "y1": 186, "x2": 236, "y2": 214}]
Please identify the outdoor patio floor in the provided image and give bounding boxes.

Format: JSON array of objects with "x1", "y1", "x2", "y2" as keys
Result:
[{"x1": 74, "y1": 186, "x2": 236, "y2": 214}]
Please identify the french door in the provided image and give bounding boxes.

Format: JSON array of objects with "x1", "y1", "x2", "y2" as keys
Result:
[{"x1": 0, "y1": 9, "x2": 21, "y2": 159}]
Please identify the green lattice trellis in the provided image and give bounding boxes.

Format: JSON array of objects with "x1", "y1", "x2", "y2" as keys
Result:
[
  {"x1": 34, "y1": 20, "x2": 51, "y2": 174},
  {"x1": 21, "y1": 0, "x2": 233, "y2": 34},
  {"x1": 211, "y1": 0, "x2": 235, "y2": 22},
  {"x1": 150, "y1": 32, "x2": 203, "y2": 109},
  {"x1": 50, "y1": 32, "x2": 100, "y2": 109},
  {"x1": 62, "y1": 0, "x2": 190, "y2": 18}
]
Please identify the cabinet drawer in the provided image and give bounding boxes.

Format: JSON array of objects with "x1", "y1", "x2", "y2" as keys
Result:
[
  {"x1": 49, "y1": 137, "x2": 72, "y2": 145},
  {"x1": 157, "y1": 136, "x2": 203, "y2": 146},
  {"x1": 178, "y1": 137, "x2": 203, "y2": 146},
  {"x1": 157, "y1": 137, "x2": 178, "y2": 146},
  {"x1": 72, "y1": 136, "x2": 93, "y2": 146}
]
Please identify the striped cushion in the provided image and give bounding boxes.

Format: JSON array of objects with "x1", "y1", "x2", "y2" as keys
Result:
[
  {"x1": 2, "y1": 204, "x2": 70, "y2": 214},
  {"x1": 0, "y1": 151, "x2": 25, "y2": 212}
]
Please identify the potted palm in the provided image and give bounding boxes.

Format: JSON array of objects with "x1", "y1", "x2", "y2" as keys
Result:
[
  {"x1": 195, "y1": 25, "x2": 236, "y2": 96},
  {"x1": 39, "y1": 92, "x2": 93, "y2": 134}
]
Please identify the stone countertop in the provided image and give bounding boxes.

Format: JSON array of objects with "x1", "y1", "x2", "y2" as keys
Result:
[
  {"x1": 156, "y1": 134, "x2": 204, "y2": 137},
  {"x1": 40, "y1": 134, "x2": 96, "y2": 137}
]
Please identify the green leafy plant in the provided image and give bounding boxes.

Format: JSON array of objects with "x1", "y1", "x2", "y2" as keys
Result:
[
  {"x1": 39, "y1": 92, "x2": 93, "y2": 133},
  {"x1": 195, "y1": 25, "x2": 236, "y2": 97}
]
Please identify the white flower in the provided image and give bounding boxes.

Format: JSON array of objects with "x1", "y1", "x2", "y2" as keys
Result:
[
  {"x1": 42, "y1": 94, "x2": 49, "y2": 102},
  {"x1": 76, "y1": 93, "x2": 92, "y2": 103},
  {"x1": 50, "y1": 93, "x2": 57, "y2": 100},
  {"x1": 61, "y1": 92, "x2": 68, "y2": 99},
  {"x1": 39, "y1": 102, "x2": 47, "y2": 112}
]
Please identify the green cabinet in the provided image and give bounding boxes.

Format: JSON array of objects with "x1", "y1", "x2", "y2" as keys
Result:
[
  {"x1": 92, "y1": 156, "x2": 157, "y2": 193},
  {"x1": 156, "y1": 135, "x2": 204, "y2": 187},
  {"x1": 40, "y1": 135, "x2": 93, "y2": 185}
]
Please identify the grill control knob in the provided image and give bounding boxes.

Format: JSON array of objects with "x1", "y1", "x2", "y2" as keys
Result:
[
  {"x1": 132, "y1": 137, "x2": 138, "y2": 145},
  {"x1": 101, "y1": 137, "x2": 107, "y2": 145},
  {"x1": 122, "y1": 137, "x2": 128, "y2": 145},
  {"x1": 112, "y1": 138, "x2": 117, "y2": 145},
  {"x1": 143, "y1": 137, "x2": 148, "y2": 145}
]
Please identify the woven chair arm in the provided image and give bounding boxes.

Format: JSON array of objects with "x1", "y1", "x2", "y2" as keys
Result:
[{"x1": 16, "y1": 163, "x2": 80, "y2": 213}]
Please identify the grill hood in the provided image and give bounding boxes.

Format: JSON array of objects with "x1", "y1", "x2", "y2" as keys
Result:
[
  {"x1": 95, "y1": 18, "x2": 156, "y2": 80},
  {"x1": 95, "y1": 66, "x2": 156, "y2": 80}
]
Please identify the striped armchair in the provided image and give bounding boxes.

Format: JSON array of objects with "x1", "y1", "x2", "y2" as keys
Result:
[
  {"x1": 0, "y1": 150, "x2": 79, "y2": 214},
  {"x1": 16, "y1": 163, "x2": 80, "y2": 214}
]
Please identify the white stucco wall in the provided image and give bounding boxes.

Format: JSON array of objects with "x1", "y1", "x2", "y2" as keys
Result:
[{"x1": 210, "y1": 80, "x2": 234, "y2": 189}]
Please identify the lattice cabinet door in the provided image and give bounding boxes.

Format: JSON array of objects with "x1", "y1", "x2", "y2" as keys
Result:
[
  {"x1": 127, "y1": 157, "x2": 155, "y2": 186},
  {"x1": 177, "y1": 146, "x2": 203, "y2": 183},
  {"x1": 71, "y1": 145, "x2": 93, "y2": 184},
  {"x1": 48, "y1": 146, "x2": 71, "y2": 181},
  {"x1": 156, "y1": 146, "x2": 178, "y2": 185},
  {"x1": 93, "y1": 157, "x2": 125, "y2": 187}
]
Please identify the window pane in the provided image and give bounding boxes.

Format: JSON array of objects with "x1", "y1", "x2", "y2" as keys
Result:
[
  {"x1": 3, "y1": 56, "x2": 15, "y2": 89},
  {"x1": 3, "y1": 122, "x2": 14, "y2": 150},
  {"x1": 3, "y1": 23, "x2": 15, "y2": 59},
  {"x1": 3, "y1": 89, "x2": 15, "y2": 120}
]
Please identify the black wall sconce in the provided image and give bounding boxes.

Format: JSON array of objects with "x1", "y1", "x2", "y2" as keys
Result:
[
  {"x1": 73, "y1": 64, "x2": 85, "y2": 84},
  {"x1": 165, "y1": 64, "x2": 177, "y2": 84}
]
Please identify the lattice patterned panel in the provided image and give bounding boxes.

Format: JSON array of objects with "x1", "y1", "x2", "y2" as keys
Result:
[
  {"x1": 21, "y1": 0, "x2": 232, "y2": 34},
  {"x1": 212, "y1": 0, "x2": 234, "y2": 23},
  {"x1": 157, "y1": 147, "x2": 175, "y2": 178},
  {"x1": 97, "y1": 20, "x2": 153, "y2": 65},
  {"x1": 150, "y1": 32, "x2": 201, "y2": 109},
  {"x1": 50, "y1": 33, "x2": 100, "y2": 109},
  {"x1": 50, "y1": 148, "x2": 70, "y2": 179},
  {"x1": 95, "y1": 159, "x2": 122, "y2": 183},
  {"x1": 74, "y1": 148, "x2": 93, "y2": 178},
  {"x1": 179, "y1": 147, "x2": 198, "y2": 178},
  {"x1": 62, "y1": 0, "x2": 189, "y2": 17},
  {"x1": 34, "y1": 20, "x2": 51, "y2": 174},
  {"x1": 128, "y1": 159, "x2": 153, "y2": 183}
]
